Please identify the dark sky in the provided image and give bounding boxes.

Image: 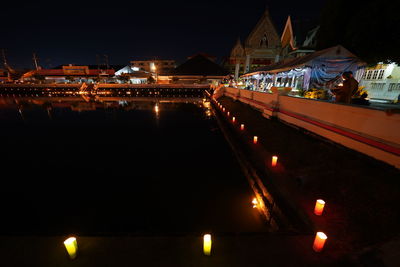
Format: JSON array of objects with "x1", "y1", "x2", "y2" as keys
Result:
[{"x1": 2, "y1": 0, "x2": 327, "y2": 69}]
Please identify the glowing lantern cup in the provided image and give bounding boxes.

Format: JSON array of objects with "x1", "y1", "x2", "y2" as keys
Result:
[
  {"x1": 314, "y1": 199, "x2": 325, "y2": 216},
  {"x1": 223, "y1": 108, "x2": 225, "y2": 112},
  {"x1": 272, "y1": 156, "x2": 278, "y2": 167},
  {"x1": 313, "y1": 232, "x2": 327, "y2": 252},
  {"x1": 253, "y1": 136, "x2": 258, "y2": 144},
  {"x1": 227, "y1": 111, "x2": 230, "y2": 116},
  {"x1": 64, "y1": 237, "x2": 78, "y2": 260},
  {"x1": 203, "y1": 234, "x2": 212, "y2": 256},
  {"x1": 232, "y1": 117, "x2": 236, "y2": 123},
  {"x1": 240, "y1": 124, "x2": 245, "y2": 131}
]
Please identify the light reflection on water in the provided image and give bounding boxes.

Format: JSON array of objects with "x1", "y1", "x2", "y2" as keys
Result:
[{"x1": 0, "y1": 96, "x2": 264, "y2": 235}]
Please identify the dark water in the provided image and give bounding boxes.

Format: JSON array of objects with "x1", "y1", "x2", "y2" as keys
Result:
[{"x1": 0, "y1": 97, "x2": 265, "y2": 235}]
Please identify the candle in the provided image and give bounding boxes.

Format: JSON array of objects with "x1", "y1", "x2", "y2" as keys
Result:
[
  {"x1": 227, "y1": 111, "x2": 230, "y2": 116},
  {"x1": 272, "y1": 156, "x2": 278, "y2": 167},
  {"x1": 232, "y1": 117, "x2": 236, "y2": 123},
  {"x1": 253, "y1": 136, "x2": 258, "y2": 144},
  {"x1": 313, "y1": 232, "x2": 327, "y2": 252},
  {"x1": 64, "y1": 237, "x2": 78, "y2": 260},
  {"x1": 240, "y1": 124, "x2": 245, "y2": 130},
  {"x1": 314, "y1": 199, "x2": 325, "y2": 216},
  {"x1": 203, "y1": 234, "x2": 212, "y2": 256},
  {"x1": 223, "y1": 108, "x2": 225, "y2": 112}
]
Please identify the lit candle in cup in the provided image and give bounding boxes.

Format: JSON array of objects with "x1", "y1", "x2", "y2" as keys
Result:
[
  {"x1": 253, "y1": 136, "x2": 258, "y2": 144},
  {"x1": 232, "y1": 117, "x2": 236, "y2": 123},
  {"x1": 240, "y1": 124, "x2": 245, "y2": 130},
  {"x1": 313, "y1": 232, "x2": 327, "y2": 252},
  {"x1": 314, "y1": 199, "x2": 325, "y2": 216},
  {"x1": 64, "y1": 237, "x2": 78, "y2": 260},
  {"x1": 203, "y1": 234, "x2": 212, "y2": 256},
  {"x1": 272, "y1": 156, "x2": 278, "y2": 167}
]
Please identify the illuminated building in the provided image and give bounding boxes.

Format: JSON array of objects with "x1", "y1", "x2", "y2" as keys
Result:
[
  {"x1": 280, "y1": 16, "x2": 319, "y2": 59},
  {"x1": 130, "y1": 60, "x2": 176, "y2": 73},
  {"x1": 225, "y1": 8, "x2": 281, "y2": 79},
  {"x1": 360, "y1": 63, "x2": 400, "y2": 101},
  {"x1": 22, "y1": 64, "x2": 118, "y2": 83}
]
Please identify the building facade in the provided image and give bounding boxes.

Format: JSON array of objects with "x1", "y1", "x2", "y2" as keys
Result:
[
  {"x1": 130, "y1": 60, "x2": 176, "y2": 73},
  {"x1": 360, "y1": 63, "x2": 400, "y2": 101},
  {"x1": 280, "y1": 16, "x2": 319, "y2": 59},
  {"x1": 226, "y1": 9, "x2": 281, "y2": 79}
]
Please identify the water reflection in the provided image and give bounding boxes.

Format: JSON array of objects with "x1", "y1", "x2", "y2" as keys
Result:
[{"x1": 0, "y1": 94, "x2": 265, "y2": 235}]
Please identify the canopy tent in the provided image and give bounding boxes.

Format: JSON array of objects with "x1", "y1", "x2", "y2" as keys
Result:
[{"x1": 242, "y1": 45, "x2": 366, "y2": 91}]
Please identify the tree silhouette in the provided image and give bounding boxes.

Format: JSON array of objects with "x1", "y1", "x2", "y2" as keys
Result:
[{"x1": 317, "y1": 0, "x2": 400, "y2": 64}]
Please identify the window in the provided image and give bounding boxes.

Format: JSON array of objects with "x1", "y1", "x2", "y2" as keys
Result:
[
  {"x1": 370, "y1": 83, "x2": 385, "y2": 90},
  {"x1": 378, "y1": 69, "x2": 385, "y2": 80},
  {"x1": 362, "y1": 71, "x2": 367, "y2": 79},
  {"x1": 372, "y1": 70, "x2": 379, "y2": 80},
  {"x1": 366, "y1": 71, "x2": 372, "y2": 80},
  {"x1": 388, "y1": 83, "x2": 400, "y2": 91}
]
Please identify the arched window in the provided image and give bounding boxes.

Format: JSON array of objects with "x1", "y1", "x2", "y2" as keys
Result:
[{"x1": 260, "y1": 34, "x2": 268, "y2": 48}]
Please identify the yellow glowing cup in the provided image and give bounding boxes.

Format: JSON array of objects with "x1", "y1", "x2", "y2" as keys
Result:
[
  {"x1": 203, "y1": 234, "x2": 212, "y2": 256},
  {"x1": 314, "y1": 199, "x2": 325, "y2": 216},
  {"x1": 240, "y1": 124, "x2": 245, "y2": 130},
  {"x1": 313, "y1": 232, "x2": 327, "y2": 252},
  {"x1": 272, "y1": 156, "x2": 278, "y2": 167},
  {"x1": 253, "y1": 136, "x2": 258, "y2": 144},
  {"x1": 232, "y1": 117, "x2": 236, "y2": 123},
  {"x1": 64, "y1": 237, "x2": 78, "y2": 259}
]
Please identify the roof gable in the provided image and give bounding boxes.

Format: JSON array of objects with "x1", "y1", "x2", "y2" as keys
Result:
[
  {"x1": 173, "y1": 55, "x2": 229, "y2": 76},
  {"x1": 245, "y1": 9, "x2": 281, "y2": 49},
  {"x1": 281, "y1": 16, "x2": 295, "y2": 50}
]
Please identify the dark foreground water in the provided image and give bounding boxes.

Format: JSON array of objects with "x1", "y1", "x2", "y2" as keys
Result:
[{"x1": 0, "y1": 97, "x2": 265, "y2": 235}]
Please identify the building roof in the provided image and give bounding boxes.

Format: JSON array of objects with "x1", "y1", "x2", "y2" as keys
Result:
[
  {"x1": 244, "y1": 45, "x2": 366, "y2": 76},
  {"x1": 172, "y1": 55, "x2": 229, "y2": 77}
]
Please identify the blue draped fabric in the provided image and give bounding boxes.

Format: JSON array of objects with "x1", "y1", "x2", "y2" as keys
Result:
[{"x1": 309, "y1": 57, "x2": 362, "y2": 89}]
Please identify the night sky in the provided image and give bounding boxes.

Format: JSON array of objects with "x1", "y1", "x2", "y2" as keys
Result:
[{"x1": 3, "y1": 0, "x2": 327, "y2": 69}]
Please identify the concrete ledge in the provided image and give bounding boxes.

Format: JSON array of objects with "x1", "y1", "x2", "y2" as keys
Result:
[{"x1": 222, "y1": 88, "x2": 400, "y2": 168}]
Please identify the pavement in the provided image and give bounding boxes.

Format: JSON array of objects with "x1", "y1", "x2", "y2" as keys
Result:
[{"x1": 0, "y1": 234, "x2": 343, "y2": 267}]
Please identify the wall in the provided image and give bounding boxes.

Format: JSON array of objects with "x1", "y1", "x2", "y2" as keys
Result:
[{"x1": 219, "y1": 88, "x2": 400, "y2": 168}]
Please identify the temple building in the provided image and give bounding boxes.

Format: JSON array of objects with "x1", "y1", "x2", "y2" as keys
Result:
[
  {"x1": 280, "y1": 16, "x2": 319, "y2": 59},
  {"x1": 360, "y1": 63, "x2": 400, "y2": 101},
  {"x1": 226, "y1": 9, "x2": 282, "y2": 79}
]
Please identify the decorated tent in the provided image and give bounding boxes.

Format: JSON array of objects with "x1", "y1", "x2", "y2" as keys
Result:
[{"x1": 242, "y1": 45, "x2": 366, "y2": 92}]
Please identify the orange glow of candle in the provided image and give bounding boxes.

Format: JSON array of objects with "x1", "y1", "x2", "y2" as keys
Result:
[
  {"x1": 313, "y1": 232, "x2": 327, "y2": 252},
  {"x1": 232, "y1": 117, "x2": 236, "y2": 123},
  {"x1": 253, "y1": 136, "x2": 258, "y2": 144},
  {"x1": 223, "y1": 107, "x2": 225, "y2": 112},
  {"x1": 240, "y1": 124, "x2": 245, "y2": 130},
  {"x1": 227, "y1": 111, "x2": 230, "y2": 116},
  {"x1": 314, "y1": 199, "x2": 325, "y2": 216},
  {"x1": 272, "y1": 156, "x2": 278, "y2": 167}
]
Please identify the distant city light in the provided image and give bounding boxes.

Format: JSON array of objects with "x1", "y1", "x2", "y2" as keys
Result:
[{"x1": 252, "y1": 197, "x2": 258, "y2": 208}]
